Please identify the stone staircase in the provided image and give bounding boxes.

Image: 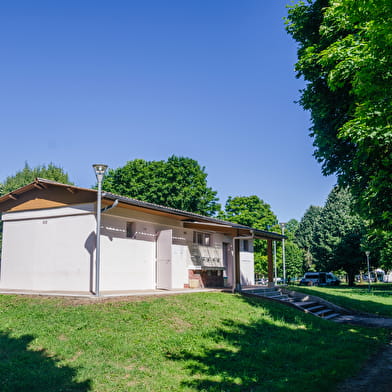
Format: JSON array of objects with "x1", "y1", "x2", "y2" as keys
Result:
[
  {"x1": 242, "y1": 286, "x2": 343, "y2": 321},
  {"x1": 244, "y1": 287, "x2": 291, "y2": 302},
  {"x1": 291, "y1": 300, "x2": 341, "y2": 320}
]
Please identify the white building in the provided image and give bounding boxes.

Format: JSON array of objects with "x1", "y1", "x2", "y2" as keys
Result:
[{"x1": 0, "y1": 179, "x2": 283, "y2": 296}]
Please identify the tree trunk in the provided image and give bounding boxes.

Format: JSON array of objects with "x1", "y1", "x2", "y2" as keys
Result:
[{"x1": 347, "y1": 271, "x2": 356, "y2": 286}]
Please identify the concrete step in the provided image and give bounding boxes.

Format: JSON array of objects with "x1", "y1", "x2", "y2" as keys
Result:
[
  {"x1": 262, "y1": 291, "x2": 283, "y2": 297},
  {"x1": 323, "y1": 312, "x2": 340, "y2": 320},
  {"x1": 244, "y1": 289, "x2": 344, "y2": 322},
  {"x1": 291, "y1": 299, "x2": 341, "y2": 320},
  {"x1": 267, "y1": 294, "x2": 289, "y2": 300},
  {"x1": 293, "y1": 301, "x2": 317, "y2": 308},
  {"x1": 314, "y1": 308, "x2": 334, "y2": 316},
  {"x1": 306, "y1": 305, "x2": 325, "y2": 312},
  {"x1": 245, "y1": 288, "x2": 277, "y2": 295},
  {"x1": 278, "y1": 296, "x2": 292, "y2": 302},
  {"x1": 247, "y1": 288, "x2": 292, "y2": 303}
]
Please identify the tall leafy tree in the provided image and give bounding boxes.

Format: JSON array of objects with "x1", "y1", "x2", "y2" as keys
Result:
[
  {"x1": 312, "y1": 187, "x2": 365, "y2": 285},
  {"x1": 102, "y1": 156, "x2": 220, "y2": 216},
  {"x1": 286, "y1": 0, "x2": 392, "y2": 230},
  {"x1": 220, "y1": 195, "x2": 277, "y2": 230},
  {"x1": 295, "y1": 205, "x2": 323, "y2": 271},
  {"x1": 285, "y1": 241, "x2": 304, "y2": 279},
  {"x1": 219, "y1": 195, "x2": 278, "y2": 275},
  {"x1": 283, "y1": 219, "x2": 304, "y2": 279},
  {"x1": 364, "y1": 230, "x2": 392, "y2": 273},
  {"x1": 0, "y1": 163, "x2": 73, "y2": 251},
  {"x1": 0, "y1": 163, "x2": 73, "y2": 196}
]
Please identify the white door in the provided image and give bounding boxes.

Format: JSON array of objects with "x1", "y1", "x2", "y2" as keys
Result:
[
  {"x1": 156, "y1": 229, "x2": 172, "y2": 289},
  {"x1": 222, "y1": 242, "x2": 232, "y2": 287}
]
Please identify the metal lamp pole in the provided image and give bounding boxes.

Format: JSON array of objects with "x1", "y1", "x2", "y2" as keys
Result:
[
  {"x1": 365, "y1": 251, "x2": 371, "y2": 292},
  {"x1": 93, "y1": 164, "x2": 108, "y2": 297},
  {"x1": 280, "y1": 223, "x2": 286, "y2": 284},
  {"x1": 267, "y1": 225, "x2": 278, "y2": 285}
]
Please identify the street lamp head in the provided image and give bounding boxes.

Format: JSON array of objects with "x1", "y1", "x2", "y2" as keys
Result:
[
  {"x1": 279, "y1": 222, "x2": 286, "y2": 228},
  {"x1": 92, "y1": 164, "x2": 108, "y2": 182},
  {"x1": 365, "y1": 251, "x2": 370, "y2": 257}
]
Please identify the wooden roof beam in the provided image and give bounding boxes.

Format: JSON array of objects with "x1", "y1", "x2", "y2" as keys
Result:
[{"x1": 66, "y1": 187, "x2": 77, "y2": 194}]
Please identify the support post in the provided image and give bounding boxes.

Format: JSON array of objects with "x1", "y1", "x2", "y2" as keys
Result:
[
  {"x1": 267, "y1": 239, "x2": 274, "y2": 287},
  {"x1": 273, "y1": 241, "x2": 277, "y2": 283},
  {"x1": 95, "y1": 179, "x2": 102, "y2": 296},
  {"x1": 92, "y1": 164, "x2": 108, "y2": 297},
  {"x1": 234, "y1": 238, "x2": 241, "y2": 291}
]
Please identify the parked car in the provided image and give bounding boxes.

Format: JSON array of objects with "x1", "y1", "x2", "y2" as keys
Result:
[{"x1": 299, "y1": 272, "x2": 340, "y2": 286}]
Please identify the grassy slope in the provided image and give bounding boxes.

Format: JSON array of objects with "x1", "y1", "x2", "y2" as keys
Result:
[
  {"x1": 289, "y1": 284, "x2": 392, "y2": 317},
  {"x1": 0, "y1": 292, "x2": 388, "y2": 392}
]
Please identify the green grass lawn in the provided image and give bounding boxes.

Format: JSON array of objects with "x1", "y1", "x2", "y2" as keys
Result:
[
  {"x1": 289, "y1": 283, "x2": 392, "y2": 317},
  {"x1": 0, "y1": 292, "x2": 389, "y2": 392}
]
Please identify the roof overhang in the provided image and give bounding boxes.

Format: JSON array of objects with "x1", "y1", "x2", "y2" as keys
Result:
[
  {"x1": 182, "y1": 221, "x2": 284, "y2": 241},
  {"x1": 0, "y1": 178, "x2": 286, "y2": 241}
]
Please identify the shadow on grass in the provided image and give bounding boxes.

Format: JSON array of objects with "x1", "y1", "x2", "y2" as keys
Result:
[
  {"x1": 167, "y1": 295, "x2": 381, "y2": 392},
  {"x1": 0, "y1": 332, "x2": 91, "y2": 392}
]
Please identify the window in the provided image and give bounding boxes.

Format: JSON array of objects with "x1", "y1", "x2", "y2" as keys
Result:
[
  {"x1": 126, "y1": 222, "x2": 135, "y2": 238},
  {"x1": 243, "y1": 239, "x2": 249, "y2": 252},
  {"x1": 193, "y1": 231, "x2": 211, "y2": 246}
]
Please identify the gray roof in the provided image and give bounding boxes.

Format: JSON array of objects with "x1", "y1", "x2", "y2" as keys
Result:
[{"x1": 0, "y1": 178, "x2": 285, "y2": 241}]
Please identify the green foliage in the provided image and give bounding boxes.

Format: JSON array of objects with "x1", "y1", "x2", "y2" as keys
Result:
[
  {"x1": 0, "y1": 293, "x2": 387, "y2": 391},
  {"x1": 311, "y1": 187, "x2": 365, "y2": 285},
  {"x1": 286, "y1": 0, "x2": 392, "y2": 230},
  {"x1": 0, "y1": 163, "x2": 73, "y2": 252},
  {"x1": 220, "y1": 195, "x2": 277, "y2": 230},
  {"x1": 102, "y1": 156, "x2": 220, "y2": 216},
  {"x1": 278, "y1": 219, "x2": 304, "y2": 279},
  {"x1": 219, "y1": 196, "x2": 278, "y2": 275},
  {"x1": 364, "y1": 230, "x2": 392, "y2": 271},
  {"x1": 285, "y1": 219, "x2": 299, "y2": 240},
  {"x1": 285, "y1": 241, "x2": 304, "y2": 278},
  {"x1": 295, "y1": 205, "x2": 323, "y2": 271},
  {"x1": 0, "y1": 162, "x2": 73, "y2": 196}
]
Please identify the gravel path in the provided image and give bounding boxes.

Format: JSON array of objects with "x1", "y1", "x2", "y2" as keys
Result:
[
  {"x1": 334, "y1": 314, "x2": 392, "y2": 392},
  {"x1": 335, "y1": 337, "x2": 392, "y2": 392}
]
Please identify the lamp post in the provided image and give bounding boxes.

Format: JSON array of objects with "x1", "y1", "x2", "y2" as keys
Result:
[
  {"x1": 280, "y1": 223, "x2": 286, "y2": 284},
  {"x1": 267, "y1": 225, "x2": 277, "y2": 285},
  {"x1": 93, "y1": 164, "x2": 108, "y2": 297},
  {"x1": 365, "y1": 251, "x2": 371, "y2": 292}
]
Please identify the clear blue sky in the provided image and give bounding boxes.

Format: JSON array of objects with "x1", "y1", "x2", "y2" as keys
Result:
[{"x1": 0, "y1": 0, "x2": 336, "y2": 222}]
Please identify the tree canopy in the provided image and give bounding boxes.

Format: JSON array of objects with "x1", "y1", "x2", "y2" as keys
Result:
[
  {"x1": 295, "y1": 205, "x2": 323, "y2": 271},
  {"x1": 0, "y1": 163, "x2": 73, "y2": 251},
  {"x1": 219, "y1": 195, "x2": 278, "y2": 276},
  {"x1": 101, "y1": 156, "x2": 220, "y2": 216},
  {"x1": 282, "y1": 219, "x2": 304, "y2": 279},
  {"x1": 286, "y1": 0, "x2": 392, "y2": 230},
  {"x1": 308, "y1": 187, "x2": 364, "y2": 285},
  {"x1": 0, "y1": 163, "x2": 73, "y2": 197},
  {"x1": 219, "y1": 195, "x2": 277, "y2": 230}
]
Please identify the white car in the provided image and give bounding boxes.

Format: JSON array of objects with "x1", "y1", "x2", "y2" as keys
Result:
[{"x1": 300, "y1": 272, "x2": 340, "y2": 286}]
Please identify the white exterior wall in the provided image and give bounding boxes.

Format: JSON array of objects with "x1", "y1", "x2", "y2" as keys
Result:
[
  {"x1": 0, "y1": 202, "x2": 255, "y2": 293},
  {"x1": 171, "y1": 244, "x2": 191, "y2": 288},
  {"x1": 99, "y1": 214, "x2": 197, "y2": 291},
  {"x1": 171, "y1": 229, "x2": 192, "y2": 289},
  {"x1": 0, "y1": 205, "x2": 95, "y2": 292},
  {"x1": 100, "y1": 215, "x2": 156, "y2": 290},
  {"x1": 240, "y1": 240, "x2": 255, "y2": 286}
]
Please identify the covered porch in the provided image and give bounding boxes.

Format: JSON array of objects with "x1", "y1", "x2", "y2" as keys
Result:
[{"x1": 182, "y1": 220, "x2": 285, "y2": 292}]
